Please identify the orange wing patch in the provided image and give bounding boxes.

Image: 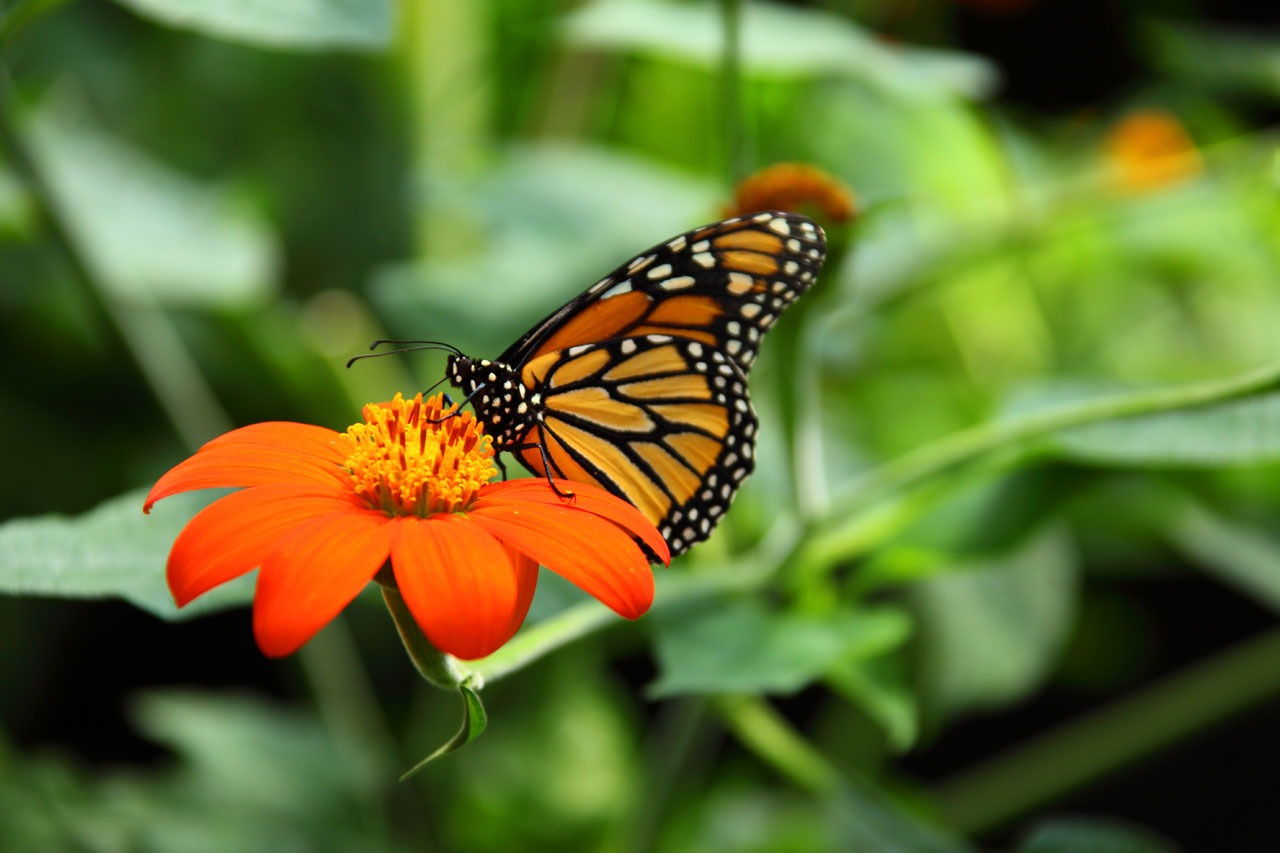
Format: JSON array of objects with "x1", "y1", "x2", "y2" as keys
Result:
[
  {"x1": 651, "y1": 403, "x2": 729, "y2": 435},
  {"x1": 647, "y1": 294, "x2": 722, "y2": 326},
  {"x1": 634, "y1": 442, "x2": 703, "y2": 505},
  {"x1": 666, "y1": 432, "x2": 723, "y2": 472},
  {"x1": 720, "y1": 250, "x2": 778, "y2": 276},
  {"x1": 619, "y1": 373, "x2": 712, "y2": 401},
  {"x1": 547, "y1": 386, "x2": 655, "y2": 432},
  {"x1": 542, "y1": 416, "x2": 672, "y2": 522},
  {"x1": 535, "y1": 290, "x2": 652, "y2": 358},
  {"x1": 549, "y1": 348, "x2": 611, "y2": 388},
  {"x1": 713, "y1": 229, "x2": 784, "y2": 254},
  {"x1": 603, "y1": 344, "x2": 688, "y2": 382}
]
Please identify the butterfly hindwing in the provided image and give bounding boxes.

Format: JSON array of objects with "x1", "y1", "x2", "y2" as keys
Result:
[
  {"x1": 500, "y1": 211, "x2": 825, "y2": 375},
  {"x1": 447, "y1": 211, "x2": 825, "y2": 556},
  {"x1": 514, "y1": 334, "x2": 756, "y2": 555}
]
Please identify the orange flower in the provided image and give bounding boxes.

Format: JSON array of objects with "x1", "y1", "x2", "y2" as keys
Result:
[
  {"x1": 144, "y1": 393, "x2": 668, "y2": 660},
  {"x1": 1103, "y1": 109, "x2": 1202, "y2": 193},
  {"x1": 724, "y1": 163, "x2": 857, "y2": 224}
]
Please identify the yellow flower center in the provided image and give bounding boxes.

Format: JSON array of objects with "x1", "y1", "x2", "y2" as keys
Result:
[{"x1": 342, "y1": 392, "x2": 497, "y2": 517}]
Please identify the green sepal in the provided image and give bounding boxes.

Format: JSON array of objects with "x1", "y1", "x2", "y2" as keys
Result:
[{"x1": 399, "y1": 685, "x2": 487, "y2": 780}]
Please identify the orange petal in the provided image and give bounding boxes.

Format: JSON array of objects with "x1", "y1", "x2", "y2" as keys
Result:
[
  {"x1": 475, "y1": 478, "x2": 670, "y2": 565},
  {"x1": 468, "y1": 500, "x2": 654, "y2": 619},
  {"x1": 166, "y1": 484, "x2": 363, "y2": 607},
  {"x1": 145, "y1": 443, "x2": 350, "y2": 511},
  {"x1": 201, "y1": 422, "x2": 348, "y2": 462},
  {"x1": 252, "y1": 509, "x2": 394, "y2": 657},
  {"x1": 391, "y1": 515, "x2": 539, "y2": 660}
]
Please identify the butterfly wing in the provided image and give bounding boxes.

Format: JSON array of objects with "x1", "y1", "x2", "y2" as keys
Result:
[
  {"x1": 513, "y1": 334, "x2": 756, "y2": 555},
  {"x1": 499, "y1": 211, "x2": 825, "y2": 375}
]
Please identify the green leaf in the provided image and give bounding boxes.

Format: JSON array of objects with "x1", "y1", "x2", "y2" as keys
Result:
[
  {"x1": 563, "y1": 0, "x2": 997, "y2": 98},
  {"x1": 910, "y1": 526, "x2": 1078, "y2": 720},
  {"x1": 108, "y1": 0, "x2": 393, "y2": 52},
  {"x1": 1049, "y1": 389, "x2": 1280, "y2": 467},
  {"x1": 649, "y1": 599, "x2": 911, "y2": 698},
  {"x1": 26, "y1": 92, "x2": 279, "y2": 309},
  {"x1": 399, "y1": 685, "x2": 487, "y2": 779},
  {"x1": 0, "y1": 488, "x2": 253, "y2": 619},
  {"x1": 1016, "y1": 816, "x2": 1177, "y2": 853}
]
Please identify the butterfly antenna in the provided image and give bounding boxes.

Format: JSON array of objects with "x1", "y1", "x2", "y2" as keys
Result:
[{"x1": 345, "y1": 339, "x2": 462, "y2": 368}]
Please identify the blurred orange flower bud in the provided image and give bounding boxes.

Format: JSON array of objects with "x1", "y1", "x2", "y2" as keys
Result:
[
  {"x1": 724, "y1": 163, "x2": 857, "y2": 225},
  {"x1": 1103, "y1": 109, "x2": 1202, "y2": 194}
]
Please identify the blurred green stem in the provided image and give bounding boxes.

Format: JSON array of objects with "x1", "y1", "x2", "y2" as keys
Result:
[
  {"x1": 933, "y1": 626, "x2": 1280, "y2": 835},
  {"x1": 0, "y1": 65, "x2": 231, "y2": 445},
  {"x1": 720, "y1": 0, "x2": 744, "y2": 184},
  {"x1": 714, "y1": 694, "x2": 841, "y2": 793},
  {"x1": 799, "y1": 358, "x2": 1280, "y2": 572}
]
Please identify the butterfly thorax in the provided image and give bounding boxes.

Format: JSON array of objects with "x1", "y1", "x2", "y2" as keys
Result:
[{"x1": 445, "y1": 354, "x2": 539, "y2": 450}]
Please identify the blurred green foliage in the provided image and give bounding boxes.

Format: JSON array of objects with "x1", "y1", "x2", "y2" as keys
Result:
[{"x1": 2, "y1": 0, "x2": 1280, "y2": 850}]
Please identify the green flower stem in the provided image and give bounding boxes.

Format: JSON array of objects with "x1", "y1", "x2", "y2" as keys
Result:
[
  {"x1": 713, "y1": 694, "x2": 841, "y2": 793},
  {"x1": 799, "y1": 358, "x2": 1280, "y2": 572},
  {"x1": 381, "y1": 585, "x2": 473, "y2": 690},
  {"x1": 931, "y1": 626, "x2": 1280, "y2": 836}
]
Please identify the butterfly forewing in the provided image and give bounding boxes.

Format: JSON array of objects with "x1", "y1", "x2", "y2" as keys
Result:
[
  {"x1": 500, "y1": 211, "x2": 825, "y2": 375},
  {"x1": 448, "y1": 211, "x2": 826, "y2": 557},
  {"x1": 514, "y1": 335, "x2": 756, "y2": 555}
]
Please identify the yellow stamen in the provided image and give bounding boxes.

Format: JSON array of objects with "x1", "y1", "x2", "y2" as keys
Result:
[{"x1": 342, "y1": 392, "x2": 497, "y2": 517}]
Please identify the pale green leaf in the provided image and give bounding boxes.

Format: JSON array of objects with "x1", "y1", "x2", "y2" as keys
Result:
[
  {"x1": 910, "y1": 527, "x2": 1078, "y2": 719},
  {"x1": 649, "y1": 599, "x2": 911, "y2": 698},
  {"x1": 109, "y1": 0, "x2": 393, "y2": 52},
  {"x1": 26, "y1": 92, "x2": 279, "y2": 309},
  {"x1": 563, "y1": 0, "x2": 997, "y2": 98},
  {"x1": 1051, "y1": 390, "x2": 1280, "y2": 467},
  {"x1": 0, "y1": 488, "x2": 254, "y2": 619}
]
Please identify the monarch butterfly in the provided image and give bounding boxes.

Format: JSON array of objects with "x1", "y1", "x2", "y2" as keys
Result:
[{"x1": 442, "y1": 211, "x2": 826, "y2": 556}]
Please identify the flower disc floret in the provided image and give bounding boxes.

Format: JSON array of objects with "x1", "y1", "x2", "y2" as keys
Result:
[{"x1": 343, "y1": 393, "x2": 497, "y2": 517}]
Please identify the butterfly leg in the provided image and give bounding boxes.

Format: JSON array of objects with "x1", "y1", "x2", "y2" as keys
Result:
[
  {"x1": 514, "y1": 439, "x2": 576, "y2": 500},
  {"x1": 496, "y1": 455, "x2": 509, "y2": 481}
]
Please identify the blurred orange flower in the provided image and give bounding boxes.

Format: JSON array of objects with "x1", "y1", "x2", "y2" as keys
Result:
[
  {"x1": 1103, "y1": 109, "x2": 1202, "y2": 193},
  {"x1": 144, "y1": 393, "x2": 667, "y2": 660},
  {"x1": 724, "y1": 163, "x2": 857, "y2": 224}
]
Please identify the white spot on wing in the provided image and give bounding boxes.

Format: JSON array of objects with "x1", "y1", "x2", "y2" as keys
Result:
[
  {"x1": 727, "y1": 272, "x2": 753, "y2": 295},
  {"x1": 601, "y1": 280, "x2": 633, "y2": 298}
]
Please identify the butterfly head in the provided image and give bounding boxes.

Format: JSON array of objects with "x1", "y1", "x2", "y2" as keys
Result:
[{"x1": 445, "y1": 354, "x2": 535, "y2": 450}]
